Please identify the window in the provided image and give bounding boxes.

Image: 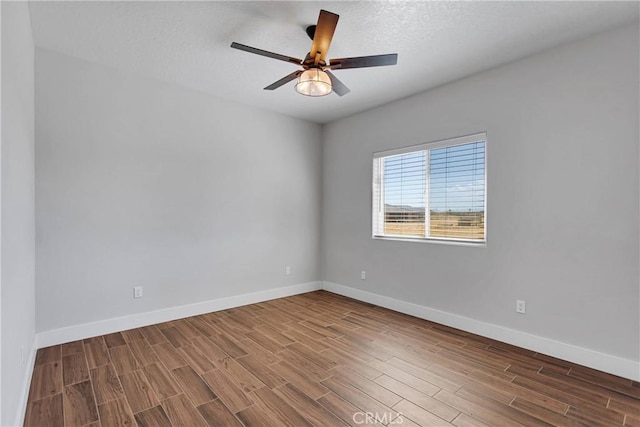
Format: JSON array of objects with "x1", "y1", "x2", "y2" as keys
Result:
[{"x1": 372, "y1": 133, "x2": 486, "y2": 243}]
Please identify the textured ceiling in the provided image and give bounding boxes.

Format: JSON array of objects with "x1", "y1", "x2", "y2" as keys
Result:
[{"x1": 29, "y1": 1, "x2": 639, "y2": 124}]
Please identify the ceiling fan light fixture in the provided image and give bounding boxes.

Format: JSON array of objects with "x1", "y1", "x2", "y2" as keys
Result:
[{"x1": 295, "y1": 68, "x2": 332, "y2": 97}]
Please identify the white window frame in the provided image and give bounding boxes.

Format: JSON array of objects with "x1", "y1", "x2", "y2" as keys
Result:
[{"x1": 372, "y1": 132, "x2": 487, "y2": 245}]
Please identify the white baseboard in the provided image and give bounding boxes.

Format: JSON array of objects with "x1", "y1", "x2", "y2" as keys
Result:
[
  {"x1": 14, "y1": 335, "x2": 38, "y2": 427},
  {"x1": 37, "y1": 281, "x2": 322, "y2": 348},
  {"x1": 322, "y1": 281, "x2": 639, "y2": 381}
]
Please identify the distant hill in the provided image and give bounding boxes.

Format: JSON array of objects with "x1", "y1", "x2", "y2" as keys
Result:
[{"x1": 384, "y1": 204, "x2": 425, "y2": 213}]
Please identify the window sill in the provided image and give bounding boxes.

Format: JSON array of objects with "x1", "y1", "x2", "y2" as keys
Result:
[{"x1": 372, "y1": 235, "x2": 486, "y2": 248}]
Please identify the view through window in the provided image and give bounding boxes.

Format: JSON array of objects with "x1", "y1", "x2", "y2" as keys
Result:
[{"x1": 372, "y1": 133, "x2": 486, "y2": 243}]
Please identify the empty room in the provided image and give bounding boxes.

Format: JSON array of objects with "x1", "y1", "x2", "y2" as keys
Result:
[{"x1": 2, "y1": 1, "x2": 639, "y2": 426}]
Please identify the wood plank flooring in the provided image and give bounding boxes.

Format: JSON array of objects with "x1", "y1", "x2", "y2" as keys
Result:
[{"x1": 25, "y1": 291, "x2": 639, "y2": 426}]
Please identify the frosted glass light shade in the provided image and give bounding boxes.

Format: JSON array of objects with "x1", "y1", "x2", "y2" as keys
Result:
[{"x1": 295, "y1": 69, "x2": 332, "y2": 97}]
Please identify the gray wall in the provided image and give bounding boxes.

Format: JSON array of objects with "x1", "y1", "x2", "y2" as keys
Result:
[
  {"x1": 322, "y1": 24, "x2": 639, "y2": 361},
  {"x1": 1, "y1": 2, "x2": 36, "y2": 425},
  {"x1": 35, "y1": 49, "x2": 322, "y2": 331}
]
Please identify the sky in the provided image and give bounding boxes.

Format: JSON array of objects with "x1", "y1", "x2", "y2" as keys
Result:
[{"x1": 383, "y1": 141, "x2": 485, "y2": 212}]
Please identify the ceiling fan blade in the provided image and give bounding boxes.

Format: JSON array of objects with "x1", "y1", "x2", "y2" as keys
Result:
[
  {"x1": 329, "y1": 53, "x2": 398, "y2": 70},
  {"x1": 325, "y1": 70, "x2": 350, "y2": 96},
  {"x1": 264, "y1": 70, "x2": 303, "y2": 90},
  {"x1": 231, "y1": 42, "x2": 302, "y2": 65},
  {"x1": 309, "y1": 10, "x2": 339, "y2": 65}
]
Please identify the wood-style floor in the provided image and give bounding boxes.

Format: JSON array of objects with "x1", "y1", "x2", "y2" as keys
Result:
[{"x1": 25, "y1": 291, "x2": 639, "y2": 427}]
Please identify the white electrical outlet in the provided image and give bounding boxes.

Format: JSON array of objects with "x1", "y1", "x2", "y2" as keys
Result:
[
  {"x1": 285, "y1": 266, "x2": 291, "y2": 275},
  {"x1": 361, "y1": 270, "x2": 366, "y2": 280},
  {"x1": 134, "y1": 286, "x2": 143, "y2": 299},
  {"x1": 516, "y1": 299, "x2": 526, "y2": 314}
]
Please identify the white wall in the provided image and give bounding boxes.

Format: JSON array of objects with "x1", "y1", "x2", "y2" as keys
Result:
[
  {"x1": 322, "y1": 24, "x2": 639, "y2": 367},
  {"x1": 1, "y1": 2, "x2": 37, "y2": 425},
  {"x1": 35, "y1": 49, "x2": 322, "y2": 332}
]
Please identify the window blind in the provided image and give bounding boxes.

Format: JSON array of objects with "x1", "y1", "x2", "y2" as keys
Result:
[{"x1": 372, "y1": 133, "x2": 486, "y2": 243}]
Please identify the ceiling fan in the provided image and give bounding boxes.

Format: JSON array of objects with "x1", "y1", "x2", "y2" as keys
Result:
[{"x1": 230, "y1": 10, "x2": 398, "y2": 97}]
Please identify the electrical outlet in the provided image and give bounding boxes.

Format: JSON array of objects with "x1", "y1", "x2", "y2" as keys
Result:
[
  {"x1": 516, "y1": 299, "x2": 526, "y2": 314},
  {"x1": 361, "y1": 270, "x2": 366, "y2": 280},
  {"x1": 285, "y1": 266, "x2": 291, "y2": 275},
  {"x1": 134, "y1": 286, "x2": 143, "y2": 299}
]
